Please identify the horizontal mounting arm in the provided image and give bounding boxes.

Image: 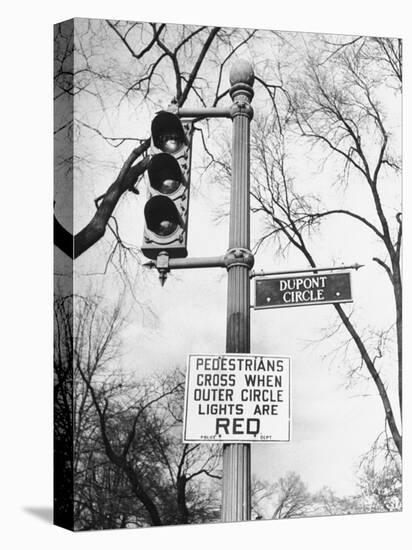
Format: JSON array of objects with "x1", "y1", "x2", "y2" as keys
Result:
[
  {"x1": 144, "y1": 248, "x2": 254, "y2": 286},
  {"x1": 175, "y1": 107, "x2": 231, "y2": 119},
  {"x1": 250, "y1": 263, "x2": 364, "y2": 279},
  {"x1": 144, "y1": 254, "x2": 225, "y2": 271}
]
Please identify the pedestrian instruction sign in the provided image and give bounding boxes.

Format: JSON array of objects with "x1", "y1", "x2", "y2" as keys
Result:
[{"x1": 183, "y1": 354, "x2": 291, "y2": 443}]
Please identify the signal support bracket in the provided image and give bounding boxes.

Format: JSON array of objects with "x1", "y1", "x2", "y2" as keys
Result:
[
  {"x1": 171, "y1": 106, "x2": 232, "y2": 120},
  {"x1": 143, "y1": 248, "x2": 255, "y2": 286},
  {"x1": 224, "y1": 248, "x2": 254, "y2": 270}
]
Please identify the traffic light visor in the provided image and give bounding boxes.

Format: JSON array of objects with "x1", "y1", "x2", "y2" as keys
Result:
[
  {"x1": 144, "y1": 195, "x2": 183, "y2": 237},
  {"x1": 151, "y1": 111, "x2": 186, "y2": 154},
  {"x1": 148, "y1": 153, "x2": 184, "y2": 195}
]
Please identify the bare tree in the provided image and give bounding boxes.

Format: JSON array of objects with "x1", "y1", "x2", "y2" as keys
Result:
[
  {"x1": 356, "y1": 433, "x2": 401, "y2": 512},
  {"x1": 291, "y1": 35, "x2": 402, "y2": 418},
  {"x1": 252, "y1": 457, "x2": 401, "y2": 521},
  {"x1": 54, "y1": 296, "x2": 74, "y2": 527},
  {"x1": 56, "y1": 294, "x2": 221, "y2": 529},
  {"x1": 252, "y1": 472, "x2": 314, "y2": 520},
  {"x1": 312, "y1": 487, "x2": 363, "y2": 516},
  {"x1": 271, "y1": 472, "x2": 314, "y2": 519},
  {"x1": 251, "y1": 476, "x2": 277, "y2": 519},
  {"x1": 244, "y1": 35, "x2": 402, "y2": 456}
]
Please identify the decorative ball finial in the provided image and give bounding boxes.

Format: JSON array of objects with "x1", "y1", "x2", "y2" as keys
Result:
[{"x1": 229, "y1": 59, "x2": 255, "y2": 87}]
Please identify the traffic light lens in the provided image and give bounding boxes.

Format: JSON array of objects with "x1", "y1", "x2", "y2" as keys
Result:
[
  {"x1": 159, "y1": 178, "x2": 180, "y2": 194},
  {"x1": 151, "y1": 112, "x2": 186, "y2": 153},
  {"x1": 157, "y1": 220, "x2": 178, "y2": 236},
  {"x1": 148, "y1": 153, "x2": 184, "y2": 195},
  {"x1": 144, "y1": 195, "x2": 182, "y2": 237},
  {"x1": 158, "y1": 133, "x2": 183, "y2": 154}
]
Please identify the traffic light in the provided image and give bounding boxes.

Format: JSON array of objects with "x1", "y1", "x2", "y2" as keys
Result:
[{"x1": 142, "y1": 111, "x2": 193, "y2": 260}]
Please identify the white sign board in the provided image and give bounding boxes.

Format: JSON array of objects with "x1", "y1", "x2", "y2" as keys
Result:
[{"x1": 183, "y1": 354, "x2": 291, "y2": 443}]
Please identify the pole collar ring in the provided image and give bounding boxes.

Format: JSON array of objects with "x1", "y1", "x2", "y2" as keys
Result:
[
  {"x1": 230, "y1": 100, "x2": 254, "y2": 120},
  {"x1": 224, "y1": 248, "x2": 255, "y2": 270}
]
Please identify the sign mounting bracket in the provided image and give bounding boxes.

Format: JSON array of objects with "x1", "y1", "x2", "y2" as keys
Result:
[{"x1": 250, "y1": 262, "x2": 364, "y2": 279}]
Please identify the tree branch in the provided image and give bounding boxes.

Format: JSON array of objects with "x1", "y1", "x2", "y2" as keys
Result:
[
  {"x1": 178, "y1": 27, "x2": 221, "y2": 106},
  {"x1": 54, "y1": 139, "x2": 150, "y2": 259},
  {"x1": 301, "y1": 209, "x2": 384, "y2": 240},
  {"x1": 372, "y1": 257, "x2": 394, "y2": 285}
]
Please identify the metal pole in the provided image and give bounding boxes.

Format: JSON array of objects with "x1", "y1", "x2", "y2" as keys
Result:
[{"x1": 222, "y1": 60, "x2": 255, "y2": 522}]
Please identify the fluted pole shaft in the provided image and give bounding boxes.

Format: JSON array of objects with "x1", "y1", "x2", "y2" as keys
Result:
[{"x1": 222, "y1": 62, "x2": 254, "y2": 523}]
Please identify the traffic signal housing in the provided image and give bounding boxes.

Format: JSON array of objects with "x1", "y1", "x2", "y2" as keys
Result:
[{"x1": 142, "y1": 111, "x2": 193, "y2": 260}]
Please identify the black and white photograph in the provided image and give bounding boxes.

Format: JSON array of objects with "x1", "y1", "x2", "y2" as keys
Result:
[
  {"x1": 53, "y1": 16, "x2": 403, "y2": 531},
  {"x1": 2, "y1": 2, "x2": 408, "y2": 549}
]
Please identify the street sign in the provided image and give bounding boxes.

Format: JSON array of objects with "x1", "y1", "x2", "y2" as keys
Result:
[
  {"x1": 183, "y1": 354, "x2": 291, "y2": 443},
  {"x1": 254, "y1": 271, "x2": 352, "y2": 310}
]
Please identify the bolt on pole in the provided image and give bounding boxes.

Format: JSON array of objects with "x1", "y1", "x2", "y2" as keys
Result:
[{"x1": 222, "y1": 60, "x2": 255, "y2": 522}]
